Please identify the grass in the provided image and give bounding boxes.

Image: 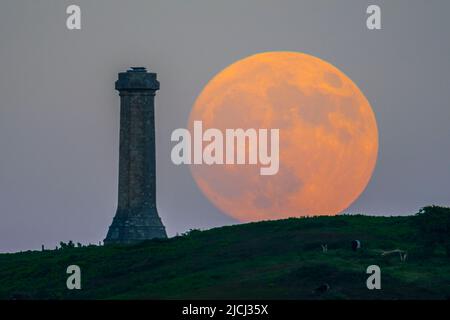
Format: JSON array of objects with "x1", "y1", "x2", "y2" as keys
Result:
[{"x1": 0, "y1": 214, "x2": 449, "y2": 300}]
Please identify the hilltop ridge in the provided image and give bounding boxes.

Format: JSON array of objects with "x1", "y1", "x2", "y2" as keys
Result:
[{"x1": 0, "y1": 214, "x2": 449, "y2": 300}]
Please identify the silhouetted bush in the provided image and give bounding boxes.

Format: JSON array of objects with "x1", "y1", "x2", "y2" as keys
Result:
[
  {"x1": 414, "y1": 206, "x2": 450, "y2": 257},
  {"x1": 181, "y1": 229, "x2": 201, "y2": 237},
  {"x1": 59, "y1": 240, "x2": 76, "y2": 250}
]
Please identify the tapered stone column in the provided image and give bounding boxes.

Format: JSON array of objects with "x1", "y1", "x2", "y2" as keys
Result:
[{"x1": 105, "y1": 67, "x2": 167, "y2": 244}]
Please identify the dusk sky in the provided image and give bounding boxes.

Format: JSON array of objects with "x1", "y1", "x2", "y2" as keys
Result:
[{"x1": 1, "y1": 0, "x2": 450, "y2": 252}]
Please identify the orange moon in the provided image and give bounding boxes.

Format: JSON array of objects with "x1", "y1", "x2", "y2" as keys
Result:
[{"x1": 188, "y1": 51, "x2": 378, "y2": 222}]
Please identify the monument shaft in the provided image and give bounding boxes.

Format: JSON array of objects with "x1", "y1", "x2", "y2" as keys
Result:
[{"x1": 105, "y1": 67, "x2": 167, "y2": 244}]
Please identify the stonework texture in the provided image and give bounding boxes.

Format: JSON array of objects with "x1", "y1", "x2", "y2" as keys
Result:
[{"x1": 105, "y1": 67, "x2": 167, "y2": 244}]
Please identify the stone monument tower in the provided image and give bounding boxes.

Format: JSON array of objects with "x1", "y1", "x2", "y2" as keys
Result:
[{"x1": 105, "y1": 67, "x2": 167, "y2": 244}]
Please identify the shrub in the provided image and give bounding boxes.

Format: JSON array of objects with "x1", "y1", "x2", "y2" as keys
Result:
[{"x1": 414, "y1": 206, "x2": 450, "y2": 257}]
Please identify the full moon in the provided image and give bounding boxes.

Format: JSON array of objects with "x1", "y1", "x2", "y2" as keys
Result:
[{"x1": 188, "y1": 51, "x2": 378, "y2": 222}]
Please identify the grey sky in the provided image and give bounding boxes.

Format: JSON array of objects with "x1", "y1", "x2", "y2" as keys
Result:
[{"x1": 1, "y1": 0, "x2": 449, "y2": 252}]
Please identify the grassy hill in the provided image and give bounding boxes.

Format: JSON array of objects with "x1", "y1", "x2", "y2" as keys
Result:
[{"x1": 0, "y1": 214, "x2": 449, "y2": 300}]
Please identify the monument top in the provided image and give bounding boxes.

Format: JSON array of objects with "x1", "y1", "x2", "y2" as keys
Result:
[
  {"x1": 115, "y1": 66, "x2": 160, "y2": 91},
  {"x1": 128, "y1": 67, "x2": 147, "y2": 72}
]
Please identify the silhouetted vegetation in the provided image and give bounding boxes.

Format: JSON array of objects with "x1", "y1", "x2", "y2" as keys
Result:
[
  {"x1": 414, "y1": 205, "x2": 450, "y2": 257},
  {"x1": 59, "y1": 241, "x2": 75, "y2": 250}
]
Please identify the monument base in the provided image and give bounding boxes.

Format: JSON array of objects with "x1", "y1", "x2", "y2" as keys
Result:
[{"x1": 104, "y1": 208, "x2": 167, "y2": 245}]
